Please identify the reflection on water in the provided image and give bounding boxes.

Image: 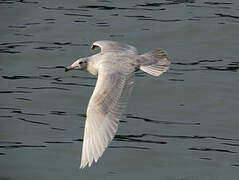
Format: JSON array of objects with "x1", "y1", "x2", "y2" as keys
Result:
[{"x1": 1, "y1": 0, "x2": 239, "y2": 179}]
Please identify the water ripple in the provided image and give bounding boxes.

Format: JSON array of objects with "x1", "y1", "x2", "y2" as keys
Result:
[
  {"x1": 114, "y1": 134, "x2": 167, "y2": 145},
  {"x1": 0, "y1": 144, "x2": 46, "y2": 149},
  {"x1": 215, "y1": 13, "x2": 239, "y2": 19},
  {"x1": 136, "y1": 0, "x2": 195, "y2": 7},
  {"x1": 171, "y1": 59, "x2": 239, "y2": 72},
  {"x1": 189, "y1": 147, "x2": 237, "y2": 154},
  {"x1": 64, "y1": 13, "x2": 93, "y2": 17},
  {"x1": 17, "y1": 118, "x2": 49, "y2": 125},
  {"x1": 0, "y1": 90, "x2": 32, "y2": 94},
  {"x1": 0, "y1": 41, "x2": 88, "y2": 54},
  {"x1": 126, "y1": 114, "x2": 200, "y2": 125},
  {"x1": 51, "y1": 82, "x2": 94, "y2": 87},
  {"x1": 204, "y1": 2, "x2": 232, "y2": 5},
  {"x1": 51, "y1": 127, "x2": 67, "y2": 131},
  {"x1": 222, "y1": 143, "x2": 239, "y2": 147},
  {"x1": 12, "y1": 110, "x2": 45, "y2": 116},
  {"x1": 15, "y1": 97, "x2": 32, "y2": 101},
  {"x1": 42, "y1": 6, "x2": 89, "y2": 12},
  {"x1": 44, "y1": 141, "x2": 73, "y2": 144},
  {"x1": 0, "y1": 141, "x2": 22, "y2": 144},
  {"x1": 109, "y1": 145, "x2": 150, "y2": 150},
  {"x1": 78, "y1": 4, "x2": 164, "y2": 11},
  {"x1": 16, "y1": 86, "x2": 70, "y2": 91}
]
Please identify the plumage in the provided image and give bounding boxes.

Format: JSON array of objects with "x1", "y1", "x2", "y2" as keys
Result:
[{"x1": 65, "y1": 40, "x2": 170, "y2": 168}]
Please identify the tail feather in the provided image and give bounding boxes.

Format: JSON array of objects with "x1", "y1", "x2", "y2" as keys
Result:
[{"x1": 139, "y1": 49, "x2": 170, "y2": 76}]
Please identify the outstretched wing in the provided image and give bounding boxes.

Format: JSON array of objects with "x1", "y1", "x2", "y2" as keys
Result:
[
  {"x1": 91, "y1": 40, "x2": 137, "y2": 54},
  {"x1": 80, "y1": 63, "x2": 135, "y2": 168}
]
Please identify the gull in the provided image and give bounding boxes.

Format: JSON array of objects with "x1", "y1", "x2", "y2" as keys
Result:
[{"x1": 65, "y1": 40, "x2": 170, "y2": 168}]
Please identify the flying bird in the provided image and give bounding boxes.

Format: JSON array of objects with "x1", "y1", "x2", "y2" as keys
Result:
[{"x1": 65, "y1": 40, "x2": 170, "y2": 168}]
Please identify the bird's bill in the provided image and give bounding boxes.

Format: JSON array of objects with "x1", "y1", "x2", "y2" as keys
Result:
[
  {"x1": 65, "y1": 65, "x2": 73, "y2": 72},
  {"x1": 65, "y1": 59, "x2": 80, "y2": 72}
]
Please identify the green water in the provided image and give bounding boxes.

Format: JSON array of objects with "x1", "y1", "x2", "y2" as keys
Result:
[{"x1": 0, "y1": 0, "x2": 239, "y2": 179}]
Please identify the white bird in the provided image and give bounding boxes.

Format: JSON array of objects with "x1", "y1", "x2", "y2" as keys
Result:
[{"x1": 65, "y1": 40, "x2": 170, "y2": 168}]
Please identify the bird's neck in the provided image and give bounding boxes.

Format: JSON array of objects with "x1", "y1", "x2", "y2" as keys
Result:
[{"x1": 86, "y1": 54, "x2": 101, "y2": 76}]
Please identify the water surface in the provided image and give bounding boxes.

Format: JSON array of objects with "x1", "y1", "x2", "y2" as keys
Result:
[{"x1": 0, "y1": 0, "x2": 239, "y2": 180}]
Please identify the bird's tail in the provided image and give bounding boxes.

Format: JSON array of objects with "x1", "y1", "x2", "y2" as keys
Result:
[{"x1": 139, "y1": 49, "x2": 170, "y2": 76}]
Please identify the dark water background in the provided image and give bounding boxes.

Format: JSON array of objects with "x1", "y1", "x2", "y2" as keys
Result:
[{"x1": 0, "y1": 0, "x2": 239, "y2": 179}]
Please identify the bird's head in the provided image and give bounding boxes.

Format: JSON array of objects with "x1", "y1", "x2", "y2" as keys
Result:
[{"x1": 65, "y1": 58, "x2": 88, "y2": 72}]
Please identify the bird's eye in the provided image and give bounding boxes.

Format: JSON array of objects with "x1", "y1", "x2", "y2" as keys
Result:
[{"x1": 79, "y1": 61, "x2": 83, "y2": 65}]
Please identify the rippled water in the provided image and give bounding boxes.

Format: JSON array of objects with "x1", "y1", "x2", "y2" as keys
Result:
[{"x1": 1, "y1": 0, "x2": 239, "y2": 180}]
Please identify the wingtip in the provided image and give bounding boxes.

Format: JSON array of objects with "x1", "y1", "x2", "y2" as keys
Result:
[
  {"x1": 79, "y1": 162, "x2": 87, "y2": 169},
  {"x1": 79, "y1": 157, "x2": 94, "y2": 169}
]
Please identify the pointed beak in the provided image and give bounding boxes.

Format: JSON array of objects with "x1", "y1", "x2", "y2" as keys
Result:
[{"x1": 65, "y1": 65, "x2": 73, "y2": 72}]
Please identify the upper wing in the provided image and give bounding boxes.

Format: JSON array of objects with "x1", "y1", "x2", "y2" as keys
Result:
[
  {"x1": 80, "y1": 63, "x2": 135, "y2": 168},
  {"x1": 91, "y1": 40, "x2": 137, "y2": 54}
]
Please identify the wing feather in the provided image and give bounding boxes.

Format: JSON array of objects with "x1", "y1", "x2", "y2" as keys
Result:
[
  {"x1": 91, "y1": 40, "x2": 137, "y2": 54},
  {"x1": 139, "y1": 48, "x2": 170, "y2": 76},
  {"x1": 80, "y1": 64, "x2": 135, "y2": 168}
]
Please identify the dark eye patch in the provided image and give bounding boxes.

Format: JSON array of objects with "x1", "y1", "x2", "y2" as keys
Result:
[{"x1": 79, "y1": 61, "x2": 83, "y2": 65}]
